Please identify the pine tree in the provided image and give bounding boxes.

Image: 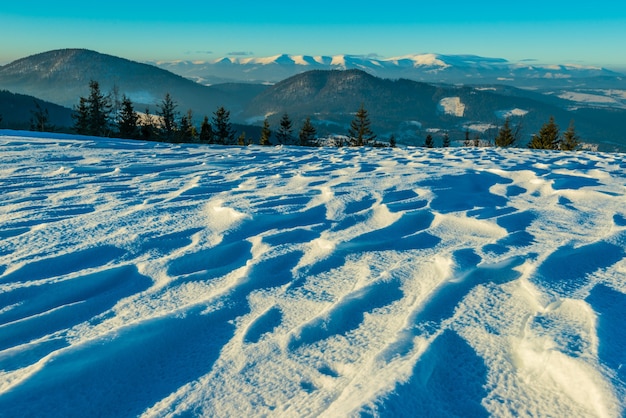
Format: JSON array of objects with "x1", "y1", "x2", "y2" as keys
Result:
[
  {"x1": 389, "y1": 134, "x2": 397, "y2": 148},
  {"x1": 237, "y1": 132, "x2": 247, "y2": 146},
  {"x1": 560, "y1": 120, "x2": 580, "y2": 151},
  {"x1": 424, "y1": 134, "x2": 434, "y2": 148},
  {"x1": 298, "y1": 117, "x2": 317, "y2": 146},
  {"x1": 276, "y1": 113, "x2": 293, "y2": 145},
  {"x1": 199, "y1": 116, "x2": 214, "y2": 144},
  {"x1": 212, "y1": 106, "x2": 235, "y2": 145},
  {"x1": 463, "y1": 130, "x2": 472, "y2": 147},
  {"x1": 30, "y1": 101, "x2": 53, "y2": 132},
  {"x1": 86, "y1": 80, "x2": 112, "y2": 137},
  {"x1": 177, "y1": 114, "x2": 193, "y2": 143},
  {"x1": 529, "y1": 116, "x2": 560, "y2": 150},
  {"x1": 259, "y1": 118, "x2": 272, "y2": 146},
  {"x1": 117, "y1": 96, "x2": 139, "y2": 139},
  {"x1": 442, "y1": 132, "x2": 450, "y2": 148},
  {"x1": 494, "y1": 118, "x2": 516, "y2": 147},
  {"x1": 348, "y1": 104, "x2": 376, "y2": 146},
  {"x1": 158, "y1": 93, "x2": 178, "y2": 142}
]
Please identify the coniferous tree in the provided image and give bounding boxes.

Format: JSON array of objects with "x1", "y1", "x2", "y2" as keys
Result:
[
  {"x1": 494, "y1": 118, "x2": 516, "y2": 147},
  {"x1": 199, "y1": 116, "x2": 214, "y2": 144},
  {"x1": 237, "y1": 131, "x2": 247, "y2": 146},
  {"x1": 560, "y1": 120, "x2": 580, "y2": 151},
  {"x1": 442, "y1": 132, "x2": 450, "y2": 148},
  {"x1": 528, "y1": 116, "x2": 560, "y2": 150},
  {"x1": 140, "y1": 108, "x2": 156, "y2": 140},
  {"x1": 158, "y1": 93, "x2": 178, "y2": 142},
  {"x1": 177, "y1": 114, "x2": 193, "y2": 143},
  {"x1": 86, "y1": 80, "x2": 112, "y2": 137},
  {"x1": 212, "y1": 106, "x2": 235, "y2": 145},
  {"x1": 463, "y1": 130, "x2": 472, "y2": 147},
  {"x1": 389, "y1": 134, "x2": 397, "y2": 148},
  {"x1": 348, "y1": 104, "x2": 376, "y2": 146},
  {"x1": 72, "y1": 97, "x2": 90, "y2": 135},
  {"x1": 276, "y1": 113, "x2": 293, "y2": 145},
  {"x1": 259, "y1": 118, "x2": 272, "y2": 146},
  {"x1": 117, "y1": 96, "x2": 139, "y2": 139},
  {"x1": 298, "y1": 117, "x2": 317, "y2": 146},
  {"x1": 424, "y1": 134, "x2": 434, "y2": 148},
  {"x1": 30, "y1": 101, "x2": 53, "y2": 132}
]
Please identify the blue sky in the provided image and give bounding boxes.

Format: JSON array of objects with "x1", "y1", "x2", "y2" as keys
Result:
[{"x1": 2, "y1": 1, "x2": 626, "y2": 70}]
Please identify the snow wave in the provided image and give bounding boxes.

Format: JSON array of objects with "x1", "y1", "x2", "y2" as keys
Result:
[{"x1": 0, "y1": 134, "x2": 625, "y2": 417}]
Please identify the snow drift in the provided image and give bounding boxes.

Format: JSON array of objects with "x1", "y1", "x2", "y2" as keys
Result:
[{"x1": 0, "y1": 133, "x2": 624, "y2": 417}]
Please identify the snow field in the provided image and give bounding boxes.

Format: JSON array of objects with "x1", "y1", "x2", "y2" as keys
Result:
[{"x1": 0, "y1": 133, "x2": 625, "y2": 417}]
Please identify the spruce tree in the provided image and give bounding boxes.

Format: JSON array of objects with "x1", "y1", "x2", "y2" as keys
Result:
[
  {"x1": 158, "y1": 93, "x2": 178, "y2": 142},
  {"x1": 212, "y1": 106, "x2": 235, "y2": 145},
  {"x1": 560, "y1": 120, "x2": 580, "y2": 151},
  {"x1": 424, "y1": 134, "x2": 434, "y2": 148},
  {"x1": 389, "y1": 134, "x2": 397, "y2": 148},
  {"x1": 276, "y1": 113, "x2": 293, "y2": 145},
  {"x1": 494, "y1": 118, "x2": 516, "y2": 147},
  {"x1": 348, "y1": 104, "x2": 376, "y2": 146},
  {"x1": 73, "y1": 97, "x2": 90, "y2": 135},
  {"x1": 140, "y1": 108, "x2": 156, "y2": 140},
  {"x1": 298, "y1": 117, "x2": 317, "y2": 146},
  {"x1": 86, "y1": 80, "x2": 111, "y2": 137},
  {"x1": 237, "y1": 132, "x2": 247, "y2": 146},
  {"x1": 177, "y1": 114, "x2": 193, "y2": 143},
  {"x1": 259, "y1": 118, "x2": 272, "y2": 146},
  {"x1": 117, "y1": 96, "x2": 139, "y2": 139},
  {"x1": 463, "y1": 130, "x2": 472, "y2": 147},
  {"x1": 442, "y1": 132, "x2": 450, "y2": 148},
  {"x1": 199, "y1": 116, "x2": 214, "y2": 144},
  {"x1": 528, "y1": 116, "x2": 560, "y2": 150}
]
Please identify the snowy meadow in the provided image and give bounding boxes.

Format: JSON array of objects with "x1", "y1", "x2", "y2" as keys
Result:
[{"x1": 0, "y1": 133, "x2": 625, "y2": 417}]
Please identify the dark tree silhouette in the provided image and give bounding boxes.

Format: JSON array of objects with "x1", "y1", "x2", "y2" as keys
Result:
[{"x1": 348, "y1": 104, "x2": 376, "y2": 146}]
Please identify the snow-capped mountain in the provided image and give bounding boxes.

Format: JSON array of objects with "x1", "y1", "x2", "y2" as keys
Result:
[{"x1": 152, "y1": 53, "x2": 625, "y2": 87}]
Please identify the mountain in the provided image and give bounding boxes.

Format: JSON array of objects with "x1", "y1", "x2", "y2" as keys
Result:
[
  {"x1": 152, "y1": 53, "x2": 626, "y2": 89},
  {"x1": 0, "y1": 49, "x2": 266, "y2": 118},
  {"x1": 0, "y1": 90, "x2": 73, "y2": 130},
  {"x1": 242, "y1": 69, "x2": 626, "y2": 151}
]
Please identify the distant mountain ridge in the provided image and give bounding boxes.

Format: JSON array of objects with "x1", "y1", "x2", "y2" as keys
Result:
[
  {"x1": 0, "y1": 49, "x2": 264, "y2": 115},
  {"x1": 152, "y1": 53, "x2": 625, "y2": 87}
]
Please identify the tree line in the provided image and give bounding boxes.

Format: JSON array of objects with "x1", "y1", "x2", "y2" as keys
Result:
[{"x1": 30, "y1": 79, "x2": 580, "y2": 151}]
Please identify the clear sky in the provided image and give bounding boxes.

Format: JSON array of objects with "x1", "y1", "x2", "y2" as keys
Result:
[{"x1": 2, "y1": 1, "x2": 626, "y2": 71}]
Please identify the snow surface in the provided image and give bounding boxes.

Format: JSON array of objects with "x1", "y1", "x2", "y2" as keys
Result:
[
  {"x1": 438, "y1": 97, "x2": 466, "y2": 117},
  {"x1": 1, "y1": 132, "x2": 625, "y2": 417}
]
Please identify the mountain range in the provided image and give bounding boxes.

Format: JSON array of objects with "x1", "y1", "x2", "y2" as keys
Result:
[
  {"x1": 152, "y1": 53, "x2": 626, "y2": 88},
  {"x1": 1, "y1": 49, "x2": 625, "y2": 151}
]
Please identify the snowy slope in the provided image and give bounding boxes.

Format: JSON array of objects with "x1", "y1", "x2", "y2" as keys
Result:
[{"x1": 0, "y1": 133, "x2": 625, "y2": 417}]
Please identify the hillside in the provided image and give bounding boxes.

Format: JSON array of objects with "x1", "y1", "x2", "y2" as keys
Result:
[
  {"x1": 0, "y1": 49, "x2": 264, "y2": 118},
  {"x1": 1, "y1": 132, "x2": 624, "y2": 416},
  {"x1": 244, "y1": 69, "x2": 626, "y2": 151},
  {"x1": 0, "y1": 90, "x2": 73, "y2": 130}
]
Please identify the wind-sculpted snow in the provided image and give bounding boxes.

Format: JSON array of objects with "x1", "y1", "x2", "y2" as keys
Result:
[{"x1": 0, "y1": 134, "x2": 625, "y2": 417}]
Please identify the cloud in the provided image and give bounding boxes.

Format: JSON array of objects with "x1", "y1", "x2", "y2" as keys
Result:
[
  {"x1": 184, "y1": 50, "x2": 213, "y2": 55},
  {"x1": 228, "y1": 51, "x2": 254, "y2": 56}
]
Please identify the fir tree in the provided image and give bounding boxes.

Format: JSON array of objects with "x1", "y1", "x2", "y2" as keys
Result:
[
  {"x1": 389, "y1": 134, "x2": 397, "y2": 148},
  {"x1": 494, "y1": 118, "x2": 516, "y2": 147},
  {"x1": 528, "y1": 116, "x2": 560, "y2": 150},
  {"x1": 158, "y1": 93, "x2": 178, "y2": 142},
  {"x1": 442, "y1": 132, "x2": 450, "y2": 148},
  {"x1": 276, "y1": 113, "x2": 293, "y2": 145},
  {"x1": 237, "y1": 131, "x2": 247, "y2": 146},
  {"x1": 117, "y1": 96, "x2": 139, "y2": 139},
  {"x1": 348, "y1": 104, "x2": 376, "y2": 146},
  {"x1": 560, "y1": 120, "x2": 580, "y2": 151},
  {"x1": 424, "y1": 134, "x2": 434, "y2": 148},
  {"x1": 259, "y1": 118, "x2": 272, "y2": 146},
  {"x1": 298, "y1": 117, "x2": 317, "y2": 146},
  {"x1": 212, "y1": 106, "x2": 235, "y2": 145},
  {"x1": 177, "y1": 114, "x2": 193, "y2": 143},
  {"x1": 199, "y1": 116, "x2": 214, "y2": 144},
  {"x1": 463, "y1": 130, "x2": 472, "y2": 147},
  {"x1": 30, "y1": 101, "x2": 52, "y2": 132}
]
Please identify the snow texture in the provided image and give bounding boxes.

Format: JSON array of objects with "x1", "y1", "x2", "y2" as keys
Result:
[{"x1": 0, "y1": 132, "x2": 625, "y2": 417}]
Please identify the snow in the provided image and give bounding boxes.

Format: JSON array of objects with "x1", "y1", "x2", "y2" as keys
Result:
[
  {"x1": 438, "y1": 97, "x2": 466, "y2": 117},
  {"x1": 1, "y1": 132, "x2": 625, "y2": 417},
  {"x1": 496, "y1": 108, "x2": 530, "y2": 119}
]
